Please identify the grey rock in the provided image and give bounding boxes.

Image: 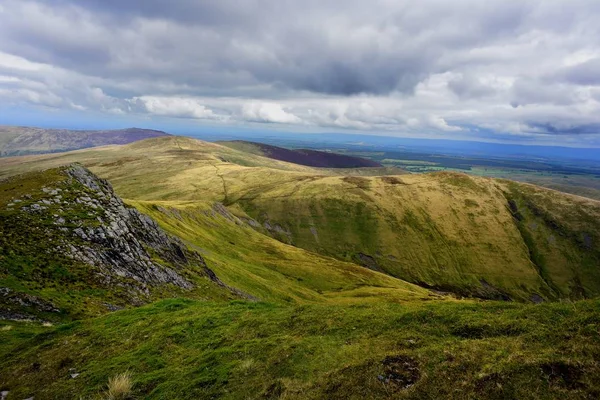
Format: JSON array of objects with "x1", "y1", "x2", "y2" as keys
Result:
[
  {"x1": 1, "y1": 288, "x2": 60, "y2": 313},
  {"x1": 103, "y1": 303, "x2": 124, "y2": 311},
  {"x1": 63, "y1": 165, "x2": 196, "y2": 291}
]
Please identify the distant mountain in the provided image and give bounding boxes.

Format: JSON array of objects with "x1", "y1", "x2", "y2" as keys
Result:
[
  {"x1": 0, "y1": 126, "x2": 170, "y2": 157},
  {"x1": 217, "y1": 140, "x2": 383, "y2": 168}
]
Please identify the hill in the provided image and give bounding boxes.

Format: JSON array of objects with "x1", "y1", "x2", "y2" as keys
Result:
[
  {"x1": 217, "y1": 140, "x2": 385, "y2": 168},
  {"x1": 2, "y1": 136, "x2": 598, "y2": 301},
  {"x1": 0, "y1": 126, "x2": 169, "y2": 157},
  {"x1": 1, "y1": 136, "x2": 600, "y2": 399}
]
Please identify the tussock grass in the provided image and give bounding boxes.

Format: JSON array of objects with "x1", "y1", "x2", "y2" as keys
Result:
[{"x1": 106, "y1": 371, "x2": 133, "y2": 400}]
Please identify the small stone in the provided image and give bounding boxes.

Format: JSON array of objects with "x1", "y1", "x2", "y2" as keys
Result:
[
  {"x1": 0, "y1": 390, "x2": 8, "y2": 400},
  {"x1": 70, "y1": 373, "x2": 80, "y2": 379}
]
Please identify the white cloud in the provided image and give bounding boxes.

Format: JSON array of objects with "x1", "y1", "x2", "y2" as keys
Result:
[
  {"x1": 242, "y1": 102, "x2": 301, "y2": 124},
  {"x1": 428, "y1": 116, "x2": 462, "y2": 132},
  {"x1": 135, "y1": 96, "x2": 220, "y2": 119}
]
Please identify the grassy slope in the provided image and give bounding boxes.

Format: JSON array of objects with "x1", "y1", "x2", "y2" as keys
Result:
[
  {"x1": 130, "y1": 201, "x2": 430, "y2": 304},
  {"x1": 1, "y1": 136, "x2": 599, "y2": 300},
  {"x1": 232, "y1": 172, "x2": 600, "y2": 301},
  {"x1": 1, "y1": 299, "x2": 599, "y2": 399}
]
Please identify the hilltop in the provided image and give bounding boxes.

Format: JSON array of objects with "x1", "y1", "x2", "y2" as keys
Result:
[{"x1": 0, "y1": 126, "x2": 169, "y2": 157}]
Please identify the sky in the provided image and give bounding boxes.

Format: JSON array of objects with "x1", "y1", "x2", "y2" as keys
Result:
[{"x1": 1, "y1": 1, "x2": 600, "y2": 147}]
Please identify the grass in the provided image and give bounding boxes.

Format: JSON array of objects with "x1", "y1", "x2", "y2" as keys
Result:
[
  {"x1": 106, "y1": 371, "x2": 133, "y2": 400},
  {"x1": 1, "y1": 298, "x2": 599, "y2": 399},
  {"x1": 130, "y1": 201, "x2": 429, "y2": 304}
]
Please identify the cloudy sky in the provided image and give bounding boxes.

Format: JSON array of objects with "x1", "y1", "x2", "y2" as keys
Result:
[{"x1": 1, "y1": 0, "x2": 600, "y2": 146}]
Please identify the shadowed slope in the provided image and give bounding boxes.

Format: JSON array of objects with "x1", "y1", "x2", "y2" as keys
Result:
[{"x1": 218, "y1": 140, "x2": 384, "y2": 168}]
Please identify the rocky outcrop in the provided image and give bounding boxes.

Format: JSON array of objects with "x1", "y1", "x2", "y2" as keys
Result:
[
  {"x1": 63, "y1": 165, "x2": 197, "y2": 293},
  {"x1": 1, "y1": 164, "x2": 256, "y2": 318},
  {"x1": 0, "y1": 287, "x2": 60, "y2": 321}
]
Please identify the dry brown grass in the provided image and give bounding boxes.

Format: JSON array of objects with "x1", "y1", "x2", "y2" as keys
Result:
[{"x1": 105, "y1": 371, "x2": 133, "y2": 400}]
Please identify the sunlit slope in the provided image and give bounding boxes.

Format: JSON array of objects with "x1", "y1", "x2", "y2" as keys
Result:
[
  {"x1": 231, "y1": 172, "x2": 600, "y2": 300},
  {"x1": 503, "y1": 181, "x2": 600, "y2": 298},
  {"x1": 129, "y1": 200, "x2": 431, "y2": 304},
  {"x1": 1, "y1": 136, "x2": 599, "y2": 301}
]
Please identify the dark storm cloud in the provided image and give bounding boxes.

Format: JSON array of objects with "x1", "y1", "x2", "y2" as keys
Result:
[
  {"x1": 526, "y1": 122, "x2": 600, "y2": 135},
  {"x1": 0, "y1": 0, "x2": 558, "y2": 96}
]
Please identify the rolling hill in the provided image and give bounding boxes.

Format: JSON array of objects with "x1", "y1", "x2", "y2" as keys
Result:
[
  {"x1": 217, "y1": 140, "x2": 385, "y2": 168},
  {"x1": 0, "y1": 126, "x2": 169, "y2": 157},
  {"x1": 2, "y1": 136, "x2": 598, "y2": 301},
  {"x1": 1, "y1": 135, "x2": 600, "y2": 399}
]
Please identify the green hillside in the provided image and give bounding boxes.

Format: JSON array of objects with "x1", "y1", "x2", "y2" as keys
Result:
[
  {"x1": 1, "y1": 136, "x2": 599, "y2": 301},
  {"x1": 1, "y1": 136, "x2": 600, "y2": 399}
]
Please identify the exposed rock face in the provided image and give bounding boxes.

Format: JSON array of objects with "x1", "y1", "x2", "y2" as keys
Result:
[{"x1": 63, "y1": 165, "x2": 195, "y2": 292}]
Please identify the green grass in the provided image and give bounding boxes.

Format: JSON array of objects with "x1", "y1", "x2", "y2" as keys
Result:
[
  {"x1": 1, "y1": 298, "x2": 599, "y2": 399},
  {"x1": 130, "y1": 201, "x2": 429, "y2": 304}
]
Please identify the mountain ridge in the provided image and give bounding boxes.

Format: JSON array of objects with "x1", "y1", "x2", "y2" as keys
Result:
[
  {"x1": 0, "y1": 126, "x2": 170, "y2": 157},
  {"x1": 2, "y1": 136, "x2": 599, "y2": 302}
]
